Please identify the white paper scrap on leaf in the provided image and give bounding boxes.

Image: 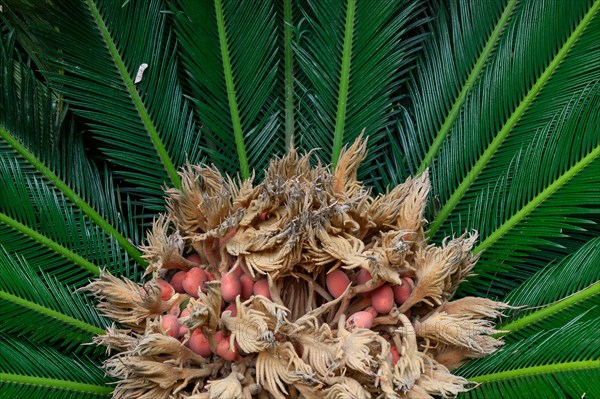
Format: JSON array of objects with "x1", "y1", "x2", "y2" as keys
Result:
[{"x1": 134, "y1": 63, "x2": 149, "y2": 84}]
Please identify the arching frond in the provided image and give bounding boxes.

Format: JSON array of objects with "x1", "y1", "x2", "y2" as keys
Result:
[
  {"x1": 0, "y1": 335, "x2": 113, "y2": 399},
  {"x1": 295, "y1": 0, "x2": 427, "y2": 187},
  {"x1": 498, "y1": 237, "x2": 600, "y2": 341},
  {"x1": 0, "y1": 248, "x2": 108, "y2": 353},
  {"x1": 400, "y1": 0, "x2": 600, "y2": 297},
  {"x1": 0, "y1": 28, "x2": 145, "y2": 268},
  {"x1": 173, "y1": 0, "x2": 281, "y2": 178},
  {"x1": 2, "y1": 0, "x2": 203, "y2": 211},
  {"x1": 456, "y1": 318, "x2": 600, "y2": 399}
]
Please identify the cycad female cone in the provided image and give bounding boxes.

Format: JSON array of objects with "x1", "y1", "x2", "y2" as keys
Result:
[{"x1": 87, "y1": 138, "x2": 510, "y2": 399}]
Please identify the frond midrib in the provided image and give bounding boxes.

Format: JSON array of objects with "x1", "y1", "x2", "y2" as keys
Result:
[
  {"x1": 0, "y1": 212, "x2": 100, "y2": 276},
  {"x1": 499, "y1": 281, "x2": 599, "y2": 334},
  {"x1": 474, "y1": 145, "x2": 600, "y2": 254},
  {"x1": 214, "y1": 0, "x2": 249, "y2": 179},
  {"x1": 284, "y1": 0, "x2": 294, "y2": 149},
  {"x1": 0, "y1": 125, "x2": 146, "y2": 266},
  {"x1": 0, "y1": 291, "x2": 104, "y2": 335},
  {"x1": 470, "y1": 360, "x2": 599, "y2": 383},
  {"x1": 0, "y1": 372, "x2": 112, "y2": 396},
  {"x1": 331, "y1": 0, "x2": 356, "y2": 167},
  {"x1": 84, "y1": 0, "x2": 182, "y2": 189},
  {"x1": 427, "y1": 0, "x2": 600, "y2": 237},
  {"x1": 416, "y1": 0, "x2": 518, "y2": 173}
]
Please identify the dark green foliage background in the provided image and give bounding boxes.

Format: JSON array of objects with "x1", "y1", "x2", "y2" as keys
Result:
[{"x1": 0, "y1": 0, "x2": 598, "y2": 398}]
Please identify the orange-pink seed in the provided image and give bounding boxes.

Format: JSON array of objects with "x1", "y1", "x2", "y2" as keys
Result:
[
  {"x1": 365, "y1": 306, "x2": 378, "y2": 318},
  {"x1": 222, "y1": 303, "x2": 237, "y2": 318},
  {"x1": 326, "y1": 269, "x2": 351, "y2": 298},
  {"x1": 393, "y1": 277, "x2": 413, "y2": 305},
  {"x1": 182, "y1": 267, "x2": 206, "y2": 298},
  {"x1": 188, "y1": 329, "x2": 211, "y2": 357},
  {"x1": 391, "y1": 346, "x2": 400, "y2": 365},
  {"x1": 253, "y1": 279, "x2": 271, "y2": 299},
  {"x1": 155, "y1": 279, "x2": 175, "y2": 301},
  {"x1": 186, "y1": 254, "x2": 202, "y2": 264},
  {"x1": 347, "y1": 311, "x2": 374, "y2": 329},
  {"x1": 216, "y1": 338, "x2": 238, "y2": 361},
  {"x1": 170, "y1": 270, "x2": 187, "y2": 293},
  {"x1": 221, "y1": 272, "x2": 242, "y2": 303},
  {"x1": 161, "y1": 314, "x2": 180, "y2": 338},
  {"x1": 371, "y1": 284, "x2": 394, "y2": 314},
  {"x1": 239, "y1": 274, "x2": 255, "y2": 300}
]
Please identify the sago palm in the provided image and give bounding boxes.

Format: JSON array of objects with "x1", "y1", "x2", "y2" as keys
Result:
[{"x1": 0, "y1": 0, "x2": 598, "y2": 398}]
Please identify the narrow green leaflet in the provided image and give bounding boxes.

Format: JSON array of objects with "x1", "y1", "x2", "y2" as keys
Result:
[
  {"x1": 427, "y1": 0, "x2": 599, "y2": 237},
  {"x1": 457, "y1": 318, "x2": 600, "y2": 399},
  {"x1": 295, "y1": 0, "x2": 426, "y2": 187},
  {"x1": 0, "y1": 336, "x2": 112, "y2": 399},
  {"x1": 173, "y1": 0, "x2": 280, "y2": 178},
  {"x1": 498, "y1": 237, "x2": 600, "y2": 340},
  {"x1": 2, "y1": 0, "x2": 203, "y2": 212},
  {"x1": 0, "y1": 249, "x2": 107, "y2": 352},
  {"x1": 455, "y1": 84, "x2": 599, "y2": 297},
  {"x1": 399, "y1": 0, "x2": 513, "y2": 174}
]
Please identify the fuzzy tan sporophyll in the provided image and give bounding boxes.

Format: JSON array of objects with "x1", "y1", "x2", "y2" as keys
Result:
[{"x1": 86, "y1": 138, "x2": 511, "y2": 399}]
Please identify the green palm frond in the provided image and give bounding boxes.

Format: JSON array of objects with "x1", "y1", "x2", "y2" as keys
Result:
[
  {"x1": 173, "y1": 0, "x2": 280, "y2": 179},
  {"x1": 0, "y1": 29, "x2": 144, "y2": 283},
  {"x1": 455, "y1": 237, "x2": 600, "y2": 397},
  {"x1": 499, "y1": 236, "x2": 600, "y2": 341},
  {"x1": 0, "y1": 335, "x2": 112, "y2": 398},
  {"x1": 294, "y1": 0, "x2": 426, "y2": 184},
  {"x1": 400, "y1": 0, "x2": 515, "y2": 174},
  {"x1": 0, "y1": 248, "x2": 107, "y2": 352},
  {"x1": 2, "y1": 0, "x2": 203, "y2": 212},
  {"x1": 456, "y1": 317, "x2": 599, "y2": 399},
  {"x1": 399, "y1": 0, "x2": 600, "y2": 296},
  {"x1": 0, "y1": 29, "x2": 145, "y2": 265},
  {"x1": 456, "y1": 85, "x2": 599, "y2": 297},
  {"x1": 1, "y1": 0, "x2": 599, "y2": 398}
]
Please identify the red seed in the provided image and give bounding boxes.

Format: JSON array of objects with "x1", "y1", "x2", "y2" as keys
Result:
[
  {"x1": 365, "y1": 306, "x2": 378, "y2": 318},
  {"x1": 253, "y1": 279, "x2": 271, "y2": 299},
  {"x1": 161, "y1": 314, "x2": 180, "y2": 338},
  {"x1": 178, "y1": 309, "x2": 190, "y2": 337},
  {"x1": 219, "y1": 228, "x2": 238, "y2": 245},
  {"x1": 393, "y1": 277, "x2": 413, "y2": 305},
  {"x1": 216, "y1": 337, "x2": 238, "y2": 361},
  {"x1": 346, "y1": 311, "x2": 374, "y2": 329},
  {"x1": 170, "y1": 271, "x2": 187, "y2": 293},
  {"x1": 356, "y1": 268, "x2": 372, "y2": 285},
  {"x1": 390, "y1": 346, "x2": 400, "y2": 365},
  {"x1": 182, "y1": 267, "x2": 206, "y2": 298},
  {"x1": 221, "y1": 272, "x2": 242, "y2": 303},
  {"x1": 188, "y1": 329, "x2": 211, "y2": 357},
  {"x1": 371, "y1": 285, "x2": 394, "y2": 314},
  {"x1": 326, "y1": 269, "x2": 351, "y2": 298},
  {"x1": 187, "y1": 254, "x2": 202, "y2": 264},
  {"x1": 355, "y1": 268, "x2": 374, "y2": 297},
  {"x1": 155, "y1": 279, "x2": 175, "y2": 301},
  {"x1": 167, "y1": 304, "x2": 180, "y2": 317},
  {"x1": 232, "y1": 266, "x2": 244, "y2": 277},
  {"x1": 204, "y1": 270, "x2": 215, "y2": 281},
  {"x1": 239, "y1": 274, "x2": 255, "y2": 300}
]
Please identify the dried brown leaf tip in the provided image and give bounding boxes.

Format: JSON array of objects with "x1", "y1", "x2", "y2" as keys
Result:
[{"x1": 87, "y1": 138, "x2": 510, "y2": 399}]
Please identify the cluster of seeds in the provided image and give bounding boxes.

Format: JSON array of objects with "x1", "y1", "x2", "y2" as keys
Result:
[{"x1": 87, "y1": 139, "x2": 509, "y2": 399}]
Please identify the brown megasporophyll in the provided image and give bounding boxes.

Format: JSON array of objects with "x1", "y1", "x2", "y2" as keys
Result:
[{"x1": 86, "y1": 138, "x2": 511, "y2": 399}]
